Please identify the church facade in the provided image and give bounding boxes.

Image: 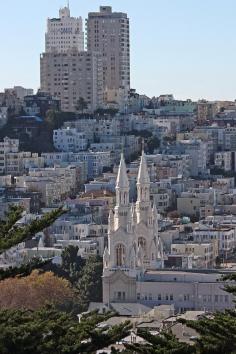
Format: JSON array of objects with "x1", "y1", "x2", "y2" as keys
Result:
[
  {"x1": 103, "y1": 152, "x2": 164, "y2": 304},
  {"x1": 102, "y1": 153, "x2": 235, "y2": 313}
]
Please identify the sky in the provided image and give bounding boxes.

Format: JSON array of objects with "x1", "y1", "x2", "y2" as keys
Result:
[{"x1": 1, "y1": 0, "x2": 236, "y2": 101}]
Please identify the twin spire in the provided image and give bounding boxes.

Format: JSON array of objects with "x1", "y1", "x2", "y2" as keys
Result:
[{"x1": 116, "y1": 150, "x2": 150, "y2": 189}]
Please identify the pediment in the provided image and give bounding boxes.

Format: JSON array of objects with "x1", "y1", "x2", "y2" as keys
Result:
[{"x1": 107, "y1": 269, "x2": 135, "y2": 284}]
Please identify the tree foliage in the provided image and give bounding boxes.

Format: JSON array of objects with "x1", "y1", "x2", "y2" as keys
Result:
[
  {"x1": 0, "y1": 307, "x2": 131, "y2": 354},
  {"x1": 0, "y1": 270, "x2": 74, "y2": 310},
  {"x1": 76, "y1": 255, "x2": 103, "y2": 311},
  {"x1": 0, "y1": 207, "x2": 65, "y2": 254},
  {"x1": 0, "y1": 258, "x2": 52, "y2": 281}
]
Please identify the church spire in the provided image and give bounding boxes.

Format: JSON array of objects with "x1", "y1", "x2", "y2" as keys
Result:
[
  {"x1": 137, "y1": 150, "x2": 150, "y2": 185},
  {"x1": 116, "y1": 153, "x2": 129, "y2": 189}
]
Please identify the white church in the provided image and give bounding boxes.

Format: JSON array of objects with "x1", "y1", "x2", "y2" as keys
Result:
[{"x1": 102, "y1": 152, "x2": 235, "y2": 312}]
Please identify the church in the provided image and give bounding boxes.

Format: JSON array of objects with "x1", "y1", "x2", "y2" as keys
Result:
[
  {"x1": 102, "y1": 153, "x2": 234, "y2": 313},
  {"x1": 103, "y1": 151, "x2": 164, "y2": 304}
]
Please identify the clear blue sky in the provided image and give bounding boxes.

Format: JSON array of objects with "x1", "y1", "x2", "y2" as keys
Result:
[{"x1": 1, "y1": 0, "x2": 236, "y2": 100}]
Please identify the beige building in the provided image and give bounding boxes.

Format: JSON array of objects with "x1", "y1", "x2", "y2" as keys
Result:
[
  {"x1": 171, "y1": 242, "x2": 216, "y2": 268},
  {"x1": 40, "y1": 50, "x2": 103, "y2": 112},
  {"x1": 45, "y1": 6, "x2": 84, "y2": 53},
  {"x1": 197, "y1": 100, "x2": 218, "y2": 125},
  {"x1": 87, "y1": 6, "x2": 130, "y2": 109}
]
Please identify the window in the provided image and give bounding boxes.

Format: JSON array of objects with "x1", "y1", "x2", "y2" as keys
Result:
[
  {"x1": 115, "y1": 244, "x2": 125, "y2": 267},
  {"x1": 138, "y1": 237, "x2": 147, "y2": 256}
]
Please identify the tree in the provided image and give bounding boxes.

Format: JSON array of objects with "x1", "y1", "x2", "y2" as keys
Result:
[
  {"x1": 0, "y1": 307, "x2": 131, "y2": 354},
  {"x1": 45, "y1": 110, "x2": 76, "y2": 129},
  {"x1": 75, "y1": 97, "x2": 88, "y2": 114},
  {"x1": 61, "y1": 245, "x2": 85, "y2": 284},
  {"x1": 0, "y1": 270, "x2": 74, "y2": 310},
  {"x1": 0, "y1": 207, "x2": 65, "y2": 254},
  {"x1": 76, "y1": 255, "x2": 103, "y2": 311},
  {"x1": 146, "y1": 135, "x2": 160, "y2": 154}
]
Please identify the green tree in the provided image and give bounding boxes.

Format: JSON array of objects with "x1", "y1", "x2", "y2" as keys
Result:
[
  {"x1": 0, "y1": 307, "x2": 131, "y2": 354},
  {"x1": 61, "y1": 245, "x2": 85, "y2": 284},
  {"x1": 76, "y1": 255, "x2": 103, "y2": 311},
  {"x1": 0, "y1": 207, "x2": 65, "y2": 254}
]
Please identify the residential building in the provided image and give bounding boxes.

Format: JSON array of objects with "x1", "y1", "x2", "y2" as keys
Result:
[
  {"x1": 193, "y1": 227, "x2": 236, "y2": 259},
  {"x1": 5, "y1": 86, "x2": 34, "y2": 101},
  {"x1": 171, "y1": 242, "x2": 216, "y2": 268},
  {"x1": 0, "y1": 137, "x2": 19, "y2": 174},
  {"x1": 23, "y1": 91, "x2": 60, "y2": 117},
  {"x1": 87, "y1": 6, "x2": 130, "y2": 109},
  {"x1": 40, "y1": 50, "x2": 103, "y2": 112},
  {"x1": 214, "y1": 151, "x2": 233, "y2": 172},
  {"x1": 53, "y1": 127, "x2": 88, "y2": 152},
  {"x1": 45, "y1": 6, "x2": 84, "y2": 53},
  {"x1": 197, "y1": 100, "x2": 218, "y2": 125}
]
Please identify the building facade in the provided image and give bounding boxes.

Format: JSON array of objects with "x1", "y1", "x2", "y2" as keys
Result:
[
  {"x1": 45, "y1": 6, "x2": 84, "y2": 53},
  {"x1": 87, "y1": 6, "x2": 130, "y2": 109},
  {"x1": 40, "y1": 50, "x2": 103, "y2": 112},
  {"x1": 102, "y1": 153, "x2": 234, "y2": 312}
]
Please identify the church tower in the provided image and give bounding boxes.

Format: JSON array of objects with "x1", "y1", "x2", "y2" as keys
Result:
[
  {"x1": 136, "y1": 150, "x2": 153, "y2": 225},
  {"x1": 114, "y1": 152, "x2": 130, "y2": 231},
  {"x1": 103, "y1": 152, "x2": 164, "y2": 304}
]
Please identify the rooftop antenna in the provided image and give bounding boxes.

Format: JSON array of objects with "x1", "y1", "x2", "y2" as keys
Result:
[{"x1": 67, "y1": 0, "x2": 70, "y2": 9}]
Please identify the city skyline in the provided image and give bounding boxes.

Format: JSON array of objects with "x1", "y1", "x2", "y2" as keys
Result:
[{"x1": 1, "y1": 0, "x2": 236, "y2": 100}]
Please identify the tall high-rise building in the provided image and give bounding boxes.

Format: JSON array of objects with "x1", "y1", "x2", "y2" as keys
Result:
[
  {"x1": 45, "y1": 6, "x2": 84, "y2": 53},
  {"x1": 41, "y1": 6, "x2": 104, "y2": 112},
  {"x1": 87, "y1": 6, "x2": 130, "y2": 109},
  {"x1": 40, "y1": 51, "x2": 103, "y2": 112}
]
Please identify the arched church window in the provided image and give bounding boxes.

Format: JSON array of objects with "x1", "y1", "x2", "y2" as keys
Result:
[
  {"x1": 138, "y1": 237, "x2": 147, "y2": 255},
  {"x1": 116, "y1": 244, "x2": 125, "y2": 267}
]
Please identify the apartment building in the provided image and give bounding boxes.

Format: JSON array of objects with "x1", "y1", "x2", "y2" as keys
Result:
[
  {"x1": 45, "y1": 6, "x2": 84, "y2": 53},
  {"x1": 171, "y1": 242, "x2": 216, "y2": 268},
  {"x1": 87, "y1": 6, "x2": 130, "y2": 109},
  {"x1": 193, "y1": 227, "x2": 236, "y2": 259},
  {"x1": 53, "y1": 127, "x2": 88, "y2": 152},
  {"x1": 40, "y1": 50, "x2": 103, "y2": 112},
  {"x1": 0, "y1": 137, "x2": 19, "y2": 174}
]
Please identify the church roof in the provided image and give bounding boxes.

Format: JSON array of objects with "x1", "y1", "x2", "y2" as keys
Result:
[
  {"x1": 116, "y1": 153, "x2": 129, "y2": 189},
  {"x1": 137, "y1": 151, "x2": 150, "y2": 185}
]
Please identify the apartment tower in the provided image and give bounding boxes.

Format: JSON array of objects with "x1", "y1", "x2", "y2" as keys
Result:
[
  {"x1": 41, "y1": 6, "x2": 103, "y2": 112},
  {"x1": 87, "y1": 6, "x2": 130, "y2": 110}
]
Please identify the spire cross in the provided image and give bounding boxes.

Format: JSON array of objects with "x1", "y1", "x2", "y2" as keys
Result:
[{"x1": 141, "y1": 138, "x2": 145, "y2": 153}]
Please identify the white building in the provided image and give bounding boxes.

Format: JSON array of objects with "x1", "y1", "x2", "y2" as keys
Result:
[
  {"x1": 53, "y1": 127, "x2": 88, "y2": 152},
  {"x1": 0, "y1": 107, "x2": 8, "y2": 128},
  {"x1": 177, "y1": 140, "x2": 207, "y2": 177},
  {"x1": 45, "y1": 6, "x2": 84, "y2": 53},
  {"x1": 193, "y1": 227, "x2": 236, "y2": 259},
  {"x1": 215, "y1": 151, "x2": 232, "y2": 172},
  {"x1": 0, "y1": 137, "x2": 19, "y2": 174},
  {"x1": 102, "y1": 153, "x2": 234, "y2": 312}
]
